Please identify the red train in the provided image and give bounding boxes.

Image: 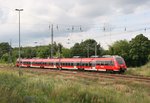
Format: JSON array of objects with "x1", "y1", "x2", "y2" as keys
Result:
[{"x1": 16, "y1": 55, "x2": 127, "y2": 73}]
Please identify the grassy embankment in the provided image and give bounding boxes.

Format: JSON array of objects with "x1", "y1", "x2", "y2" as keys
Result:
[
  {"x1": 126, "y1": 62, "x2": 150, "y2": 76},
  {"x1": 0, "y1": 65, "x2": 150, "y2": 103}
]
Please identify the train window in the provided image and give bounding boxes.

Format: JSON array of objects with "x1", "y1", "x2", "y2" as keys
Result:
[
  {"x1": 81, "y1": 63, "x2": 84, "y2": 66},
  {"x1": 77, "y1": 63, "x2": 80, "y2": 66},
  {"x1": 105, "y1": 61, "x2": 109, "y2": 65},
  {"x1": 101, "y1": 61, "x2": 105, "y2": 65},
  {"x1": 69, "y1": 63, "x2": 71, "y2": 66},
  {"x1": 86, "y1": 63, "x2": 89, "y2": 66},
  {"x1": 110, "y1": 61, "x2": 114, "y2": 66},
  {"x1": 89, "y1": 63, "x2": 92, "y2": 66},
  {"x1": 66, "y1": 63, "x2": 68, "y2": 66},
  {"x1": 96, "y1": 61, "x2": 101, "y2": 66},
  {"x1": 116, "y1": 58, "x2": 124, "y2": 65},
  {"x1": 82, "y1": 63, "x2": 85, "y2": 66},
  {"x1": 68, "y1": 63, "x2": 70, "y2": 66}
]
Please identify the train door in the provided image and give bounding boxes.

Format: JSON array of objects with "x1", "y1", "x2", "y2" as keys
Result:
[
  {"x1": 91, "y1": 61, "x2": 97, "y2": 70},
  {"x1": 73, "y1": 62, "x2": 78, "y2": 69}
]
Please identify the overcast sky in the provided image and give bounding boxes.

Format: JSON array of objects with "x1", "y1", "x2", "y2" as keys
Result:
[{"x1": 0, "y1": 0, "x2": 150, "y2": 49}]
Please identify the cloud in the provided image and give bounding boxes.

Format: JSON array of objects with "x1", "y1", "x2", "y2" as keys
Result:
[{"x1": 0, "y1": 0, "x2": 150, "y2": 48}]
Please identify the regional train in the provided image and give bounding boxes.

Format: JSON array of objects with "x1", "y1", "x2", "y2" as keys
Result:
[{"x1": 16, "y1": 55, "x2": 127, "y2": 73}]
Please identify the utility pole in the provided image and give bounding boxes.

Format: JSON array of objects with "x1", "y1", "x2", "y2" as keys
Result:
[
  {"x1": 50, "y1": 24, "x2": 53, "y2": 58},
  {"x1": 95, "y1": 43, "x2": 97, "y2": 56},
  {"x1": 15, "y1": 8, "x2": 23, "y2": 76},
  {"x1": 9, "y1": 39, "x2": 12, "y2": 64},
  {"x1": 87, "y1": 44, "x2": 89, "y2": 58}
]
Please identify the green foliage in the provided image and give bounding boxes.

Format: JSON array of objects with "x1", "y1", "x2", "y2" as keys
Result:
[
  {"x1": 21, "y1": 47, "x2": 36, "y2": 58},
  {"x1": 1, "y1": 53, "x2": 9, "y2": 62},
  {"x1": 36, "y1": 46, "x2": 50, "y2": 58},
  {"x1": 0, "y1": 42, "x2": 11, "y2": 58},
  {"x1": 70, "y1": 43, "x2": 81, "y2": 57},
  {"x1": 129, "y1": 34, "x2": 150, "y2": 66},
  {"x1": 71, "y1": 39, "x2": 104, "y2": 57},
  {"x1": 126, "y1": 62, "x2": 150, "y2": 76},
  {"x1": 148, "y1": 54, "x2": 150, "y2": 61},
  {"x1": 62, "y1": 48, "x2": 71, "y2": 58}
]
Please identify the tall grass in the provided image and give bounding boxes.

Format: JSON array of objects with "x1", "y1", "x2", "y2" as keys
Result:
[
  {"x1": 0, "y1": 69, "x2": 150, "y2": 103},
  {"x1": 126, "y1": 62, "x2": 150, "y2": 76}
]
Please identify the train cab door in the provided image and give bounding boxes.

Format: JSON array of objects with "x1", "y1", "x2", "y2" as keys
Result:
[
  {"x1": 91, "y1": 61, "x2": 97, "y2": 70},
  {"x1": 73, "y1": 62, "x2": 78, "y2": 69}
]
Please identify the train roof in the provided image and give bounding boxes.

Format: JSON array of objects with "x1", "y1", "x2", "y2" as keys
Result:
[{"x1": 18, "y1": 55, "x2": 122, "y2": 62}]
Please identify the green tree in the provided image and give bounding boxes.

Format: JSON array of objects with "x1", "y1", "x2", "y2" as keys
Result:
[
  {"x1": 71, "y1": 39, "x2": 103, "y2": 57},
  {"x1": 21, "y1": 47, "x2": 36, "y2": 58},
  {"x1": 129, "y1": 34, "x2": 150, "y2": 66},
  {"x1": 70, "y1": 43, "x2": 82, "y2": 57},
  {"x1": 1, "y1": 53, "x2": 9, "y2": 62},
  {"x1": 0, "y1": 42, "x2": 11, "y2": 58},
  {"x1": 62, "y1": 48, "x2": 71, "y2": 58},
  {"x1": 36, "y1": 46, "x2": 50, "y2": 58}
]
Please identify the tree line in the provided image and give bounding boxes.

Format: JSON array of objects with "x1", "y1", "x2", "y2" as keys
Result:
[{"x1": 0, "y1": 34, "x2": 150, "y2": 67}]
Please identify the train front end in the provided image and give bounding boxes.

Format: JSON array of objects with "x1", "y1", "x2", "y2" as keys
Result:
[{"x1": 114, "y1": 56, "x2": 127, "y2": 73}]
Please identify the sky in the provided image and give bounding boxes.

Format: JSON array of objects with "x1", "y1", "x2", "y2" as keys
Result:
[{"x1": 0, "y1": 0, "x2": 150, "y2": 49}]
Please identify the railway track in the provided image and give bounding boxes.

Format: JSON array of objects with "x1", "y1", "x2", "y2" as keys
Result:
[
  {"x1": 1, "y1": 66, "x2": 150, "y2": 83},
  {"x1": 20, "y1": 67, "x2": 150, "y2": 83}
]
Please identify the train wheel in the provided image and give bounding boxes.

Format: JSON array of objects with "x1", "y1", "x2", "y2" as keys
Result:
[
  {"x1": 78, "y1": 68, "x2": 84, "y2": 71},
  {"x1": 119, "y1": 68, "x2": 125, "y2": 74},
  {"x1": 106, "y1": 69, "x2": 113, "y2": 74},
  {"x1": 58, "y1": 67, "x2": 62, "y2": 70}
]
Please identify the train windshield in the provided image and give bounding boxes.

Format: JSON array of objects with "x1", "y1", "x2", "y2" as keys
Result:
[{"x1": 116, "y1": 57, "x2": 124, "y2": 65}]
